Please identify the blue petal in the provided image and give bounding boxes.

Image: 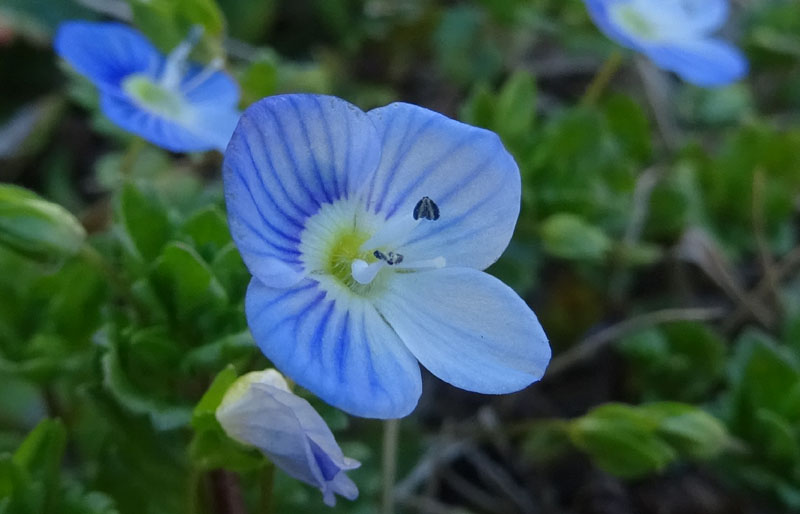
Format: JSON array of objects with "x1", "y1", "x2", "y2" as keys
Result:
[
  {"x1": 215, "y1": 375, "x2": 359, "y2": 505},
  {"x1": 584, "y1": 0, "x2": 643, "y2": 50},
  {"x1": 54, "y1": 21, "x2": 160, "y2": 91},
  {"x1": 180, "y1": 66, "x2": 242, "y2": 149},
  {"x1": 662, "y1": 0, "x2": 729, "y2": 34},
  {"x1": 100, "y1": 93, "x2": 231, "y2": 152},
  {"x1": 245, "y1": 277, "x2": 422, "y2": 418},
  {"x1": 181, "y1": 65, "x2": 240, "y2": 106},
  {"x1": 645, "y1": 38, "x2": 748, "y2": 87},
  {"x1": 375, "y1": 268, "x2": 550, "y2": 394},
  {"x1": 364, "y1": 103, "x2": 520, "y2": 270},
  {"x1": 309, "y1": 440, "x2": 359, "y2": 506},
  {"x1": 224, "y1": 94, "x2": 382, "y2": 288}
]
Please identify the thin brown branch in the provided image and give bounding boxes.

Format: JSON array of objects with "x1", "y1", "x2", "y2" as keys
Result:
[
  {"x1": 723, "y1": 246, "x2": 800, "y2": 333},
  {"x1": 208, "y1": 470, "x2": 247, "y2": 514},
  {"x1": 545, "y1": 306, "x2": 726, "y2": 378}
]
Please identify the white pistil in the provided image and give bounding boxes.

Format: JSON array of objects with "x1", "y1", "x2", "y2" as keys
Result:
[{"x1": 351, "y1": 259, "x2": 386, "y2": 285}]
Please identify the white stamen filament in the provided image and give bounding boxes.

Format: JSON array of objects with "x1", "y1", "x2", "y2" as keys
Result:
[
  {"x1": 393, "y1": 256, "x2": 446, "y2": 270},
  {"x1": 351, "y1": 259, "x2": 386, "y2": 285},
  {"x1": 182, "y1": 57, "x2": 225, "y2": 93},
  {"x1": 160, "y1": 26, "x2": 203, "y2": 90}
]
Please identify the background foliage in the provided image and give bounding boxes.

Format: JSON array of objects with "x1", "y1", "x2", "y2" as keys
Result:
[{"x1": 1, "y1": 0, "x2": 800, "y2": 512}]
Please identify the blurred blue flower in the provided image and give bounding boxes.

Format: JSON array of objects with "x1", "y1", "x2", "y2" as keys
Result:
[
  {"x1": 54, "y1": 21, "x2": 240, "y2": 152},
  {"x1": 223, "y1": 94, "x2": 551, "y2": 419},
  {"x1": 216, "y1": 369, "x2": 359, "y2": 506},
  {"x1": 584, "y1": 0, "x2": 748, "y2": 87}
]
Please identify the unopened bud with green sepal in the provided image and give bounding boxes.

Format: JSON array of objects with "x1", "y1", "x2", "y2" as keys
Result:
[{"x1": 0, "y1": 184, "x2": 86, "y2": 264}]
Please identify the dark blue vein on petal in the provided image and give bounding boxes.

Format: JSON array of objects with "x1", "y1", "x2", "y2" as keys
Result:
[
  {"x1": 370, "y1": 109, "x2": 433, "y2": 213},
  {"x1": 383, "y1": 133, "x2": 477, "y2": 219},
  {"x1": 233, "y1": 208, "x2": 301, "y2": 259},
  {"x1": 333, "y1": 310, "x2": 350, "y2": 383},
  {"x1": 365, "y1": 109, "x2": 416, "y2": 211},
  {"x1": 264, "y1": 104, "x2": 322, "y2": 211},
  {"x1": 341, "y1": 104, "x2": 352, "y2": 195},
  {"x1": 403, "y1": 172, "x2": 507, "y2": 249},
  {"x1": 312, "y1": 96, "x2": 341, "y2": 200},
  {"x1": 251, "y1": 281, "x2": 318, "y2": 320},
  {"x1": 234, "y1": 170, "x2": 302, "y2": 245},
  {"x1": 238, "y1": 116, "x2": 308, "y2": 227},
  {"x1": 296, "y1": 297, "x2": 335, "y2": 377},
  {"x1": 288, "y1": 96, "x2": 333, "y2": 205},
  {"x1": 360, "y1": 312, "x2": 391, "y2": 399}
]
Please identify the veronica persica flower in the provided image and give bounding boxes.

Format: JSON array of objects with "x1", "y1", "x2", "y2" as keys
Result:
[
  {"x1": 216, "y1": 369, "x2": 359, "y2": 506},
  {"x1": 54, "y1": 21, "x2": 241, "y2": 152},
  {"x1": 224, "y1": 94, "x2": 551, "y2": 419},
  {"x1": 585, "y1": 0, "x2": 748, "y2": 87}
]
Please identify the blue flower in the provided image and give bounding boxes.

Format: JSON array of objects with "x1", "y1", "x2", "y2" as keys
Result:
[
  {"x1": 223, "y1": 94, "x2": 551, "y2": 419},
  {"x1": 216, "y1": 369, "x2": 359, "y2": 506},
  {"x1": 584, "y1": 0, "x2": 748, "y2": 87},
  {"x1": 54, "y1": 21, "x2": 241, "y2": 152}
]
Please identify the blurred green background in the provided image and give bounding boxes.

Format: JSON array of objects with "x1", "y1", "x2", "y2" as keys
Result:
[{"x1": 2, "y1": 0, "x2": 800, "y2": 512}]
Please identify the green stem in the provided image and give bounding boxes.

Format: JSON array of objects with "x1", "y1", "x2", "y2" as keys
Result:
[
  {"x1": 582, "y1": 50, "x2": 624, "y2": 106},
  {"x1": 259, "y1": 464, "x2": 275, "y2": 514},
  {"x1": 381, "y1": 418, "x2": 400, "y2": 514},
  {"x1": 187, "y1": 468, "x2": 207, "y2": 514},
  {"x1": 120, "y1": 137, "x2": 146, "y2": 178}
]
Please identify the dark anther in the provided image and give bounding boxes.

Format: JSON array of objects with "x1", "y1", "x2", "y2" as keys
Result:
[
  {"x1": 413, "y1": 196, "x2": 440, "y2": 221},
  {"x1": 374, "y1": 250, "x2": 404, "y2": 265},
  {"x1": 387, "y1": 252, "x2": 404, "y2": 265}
]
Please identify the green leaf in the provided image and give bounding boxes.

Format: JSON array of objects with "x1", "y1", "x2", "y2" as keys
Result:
[
  {"x1": 618, "y1": 322, "x2": 727, "y2": 402},
  {"x1": 729, "y1": 330, "x2": 800, "y2": 424},
  {"x1": 521, "y1": 420, "x2": 572, "y2": 464},
  {"x1": 12, "y1": 419, "x2": 66, "y2": 481},
  {"x1": 151, "y1": 242, "x2": 228, "y2": 319},
  {"x1": 0, "y1": 185, "x2": 85, "y2": 265},
  {"x1": 540, "y1": 213, "x2": 611, "y2": 261},
  {"x1": 0, "y1": 454, "x2": 18, "y2": 498},
  {"x1": 176, "y1": 0, "x2": 225, "y2": 35},
  {"x1": 192, "y1": 365, "x2": 238, "y2": 432},
  {"x1": 8, "y1": 419, "x2": 66, "y2": 513},
  {"x1": 460, "y1": 84, "x2": 495, "y2": 130},
  {"x1": 181, "y1": 331, "x2": 255, "y2": 372},
  {"x1": 189, "y1": 366, "x2": 264, "y2": 472},
  {"x1": 179, "y1": 206, "x2": 231, "y2": 253},
  {"x1": 641, "y1": 402, "x2": 729, "y2": 460},
  {"x1": 118, "y1": 183, "x2": 172, "y2": 264},
  {"x1": 189, "y1": 428, "x2": 264, "y2": 473},
  {"x1": 434, "y1": 6, "x2": 502, "y2": 86},
  {"x1": 127, "y1": 0, "x2": 226, "y2": 55},
  {"x1": 754, "y1": 409, "x2": 800, "y2": 465},
  {"x1": 494, "y1": 71, "x2": 537, "y2": 143},
  {"x1": 239, "y1": 51, "x2": 280, "y2": 106},
  {"x1": 210, "y1": 243, "x2": 249, "y2": 300},
  {"x1": 569, "y1": 403, "x2": 676, "y2": 478},
  {"x1": 101, "y1": 341, "x2": 192, "y2": 431},
  {"x1": 602, "y1": 94, "x2": 651, "y2": 162}
]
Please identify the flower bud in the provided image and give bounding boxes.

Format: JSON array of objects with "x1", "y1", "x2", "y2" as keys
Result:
[
  {"x1": 0, "y1": 184, "x2": 86, "y2": 264},
  {"x1": 216, "y1": 369, "x2": 360, "y2": 506}
]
